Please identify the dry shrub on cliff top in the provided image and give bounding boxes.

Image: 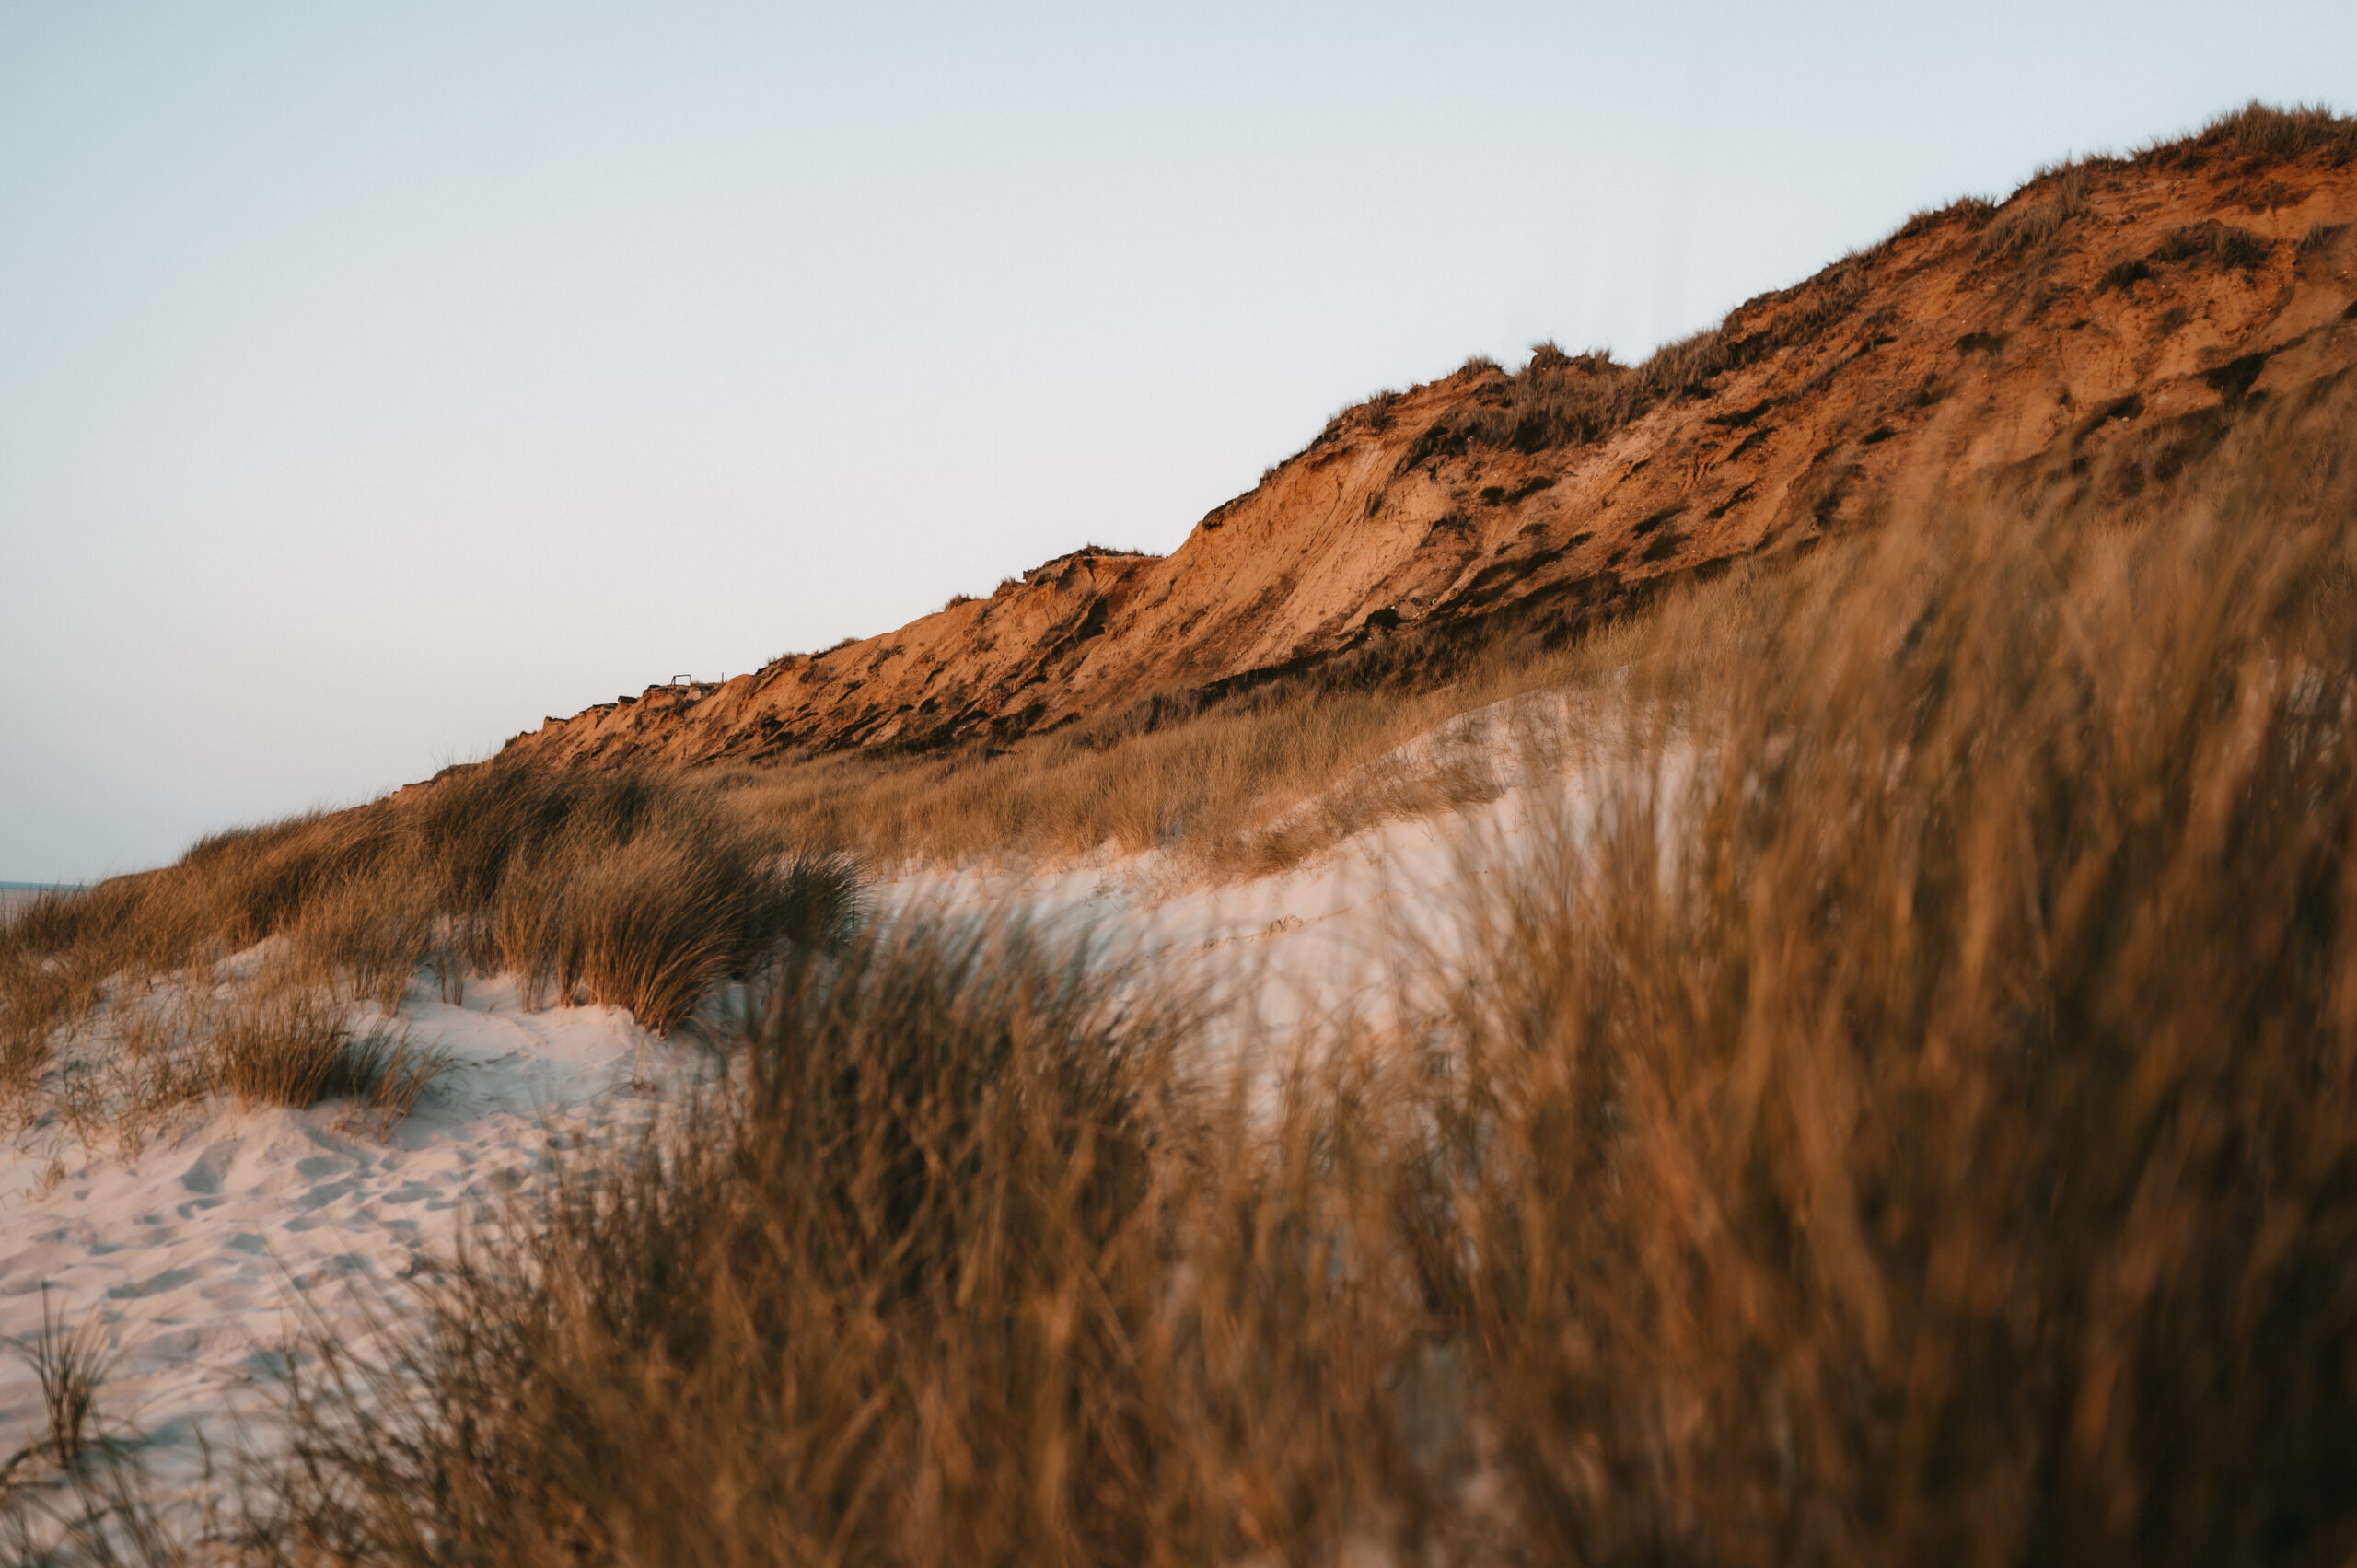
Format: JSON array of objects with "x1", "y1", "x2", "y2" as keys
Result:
[
  {"x1": 1391, "y1": 102, "x2": 2355, "y2": 470},
  {"x1": 205, "y1": 374, "x2": 2357, "y2": 1567},
  {"x1": 2192, "y1": 99, "x2": 2357, "y2": 166}
]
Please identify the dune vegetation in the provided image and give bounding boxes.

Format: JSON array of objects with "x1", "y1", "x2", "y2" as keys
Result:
[
  {"x1": 8, "y1": 324, "x2": 2355, "y2": 1564},
  {"x1": 0, "y1": 763, "x2": 856, "y2": 1158},
  {"x1": 708, "y1": 623, "x2": 1615, "y2": 882},
  {"x1": 10, "y1": 99, "x2": 2357, "y2": 1560}
]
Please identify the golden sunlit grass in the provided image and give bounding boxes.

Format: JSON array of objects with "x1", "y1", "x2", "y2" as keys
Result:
[
  {"x1": 40, "y1": 973, "x2": 444, "y2": 1158},
  {"x1": 244, "y1": 916, "x2": 1438, "y2": 1568},
  {"x1": 1397, "y1": 369, "x2": 2357, "y2": 1563},
  {"x1": 7, "y1": 235, "x2": 2357, "y2": 1559},
  {"x1": 713, "y1": 619, "x2": 1655, "y2": 884},
  {"x1": 53, "y1": 362, "x2": 2338, "y2": 1566},
  {"x1": 0, "y1": 763, "x2": 858, "y2": 1150}
]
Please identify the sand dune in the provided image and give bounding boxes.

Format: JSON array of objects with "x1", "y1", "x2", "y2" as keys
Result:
[{"x1": 0, "y1": 710, "x2": 1588, "y2": 1531}]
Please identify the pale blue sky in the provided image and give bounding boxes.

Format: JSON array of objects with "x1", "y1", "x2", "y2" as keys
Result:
[{"x1": 5, "y1": 3, "x2": 2351, "y2": 882}]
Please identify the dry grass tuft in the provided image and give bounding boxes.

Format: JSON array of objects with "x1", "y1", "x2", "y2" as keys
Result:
[
  {"x1": 2150, "y1": 218, "x2": 2272, "y2": 270},
  {"x1": 2195, "y1": 99, "x2": 2357, "y2": 167},
  {"x1": 1, "y1": 1289, "x2": 119, "y2": 1477},
  {"x1": 1402, "y1": 330, "x2": 1736, "y2": 464},
  {"x1": 202, "y1": 979, "x2": 443, "y2": 1125},
  {"x1": 1975, "y1": 163, "x2": 2094, "y2": 259}
]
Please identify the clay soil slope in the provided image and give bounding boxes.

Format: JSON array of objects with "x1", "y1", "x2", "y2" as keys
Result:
[{"x1": 493, "y1": 108, "x2": 2357, "y2": 774}]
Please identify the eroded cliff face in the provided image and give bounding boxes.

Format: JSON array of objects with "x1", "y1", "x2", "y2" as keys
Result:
[{"x1": 493, "y1": 124, "x2": 2357, "y2": 773}]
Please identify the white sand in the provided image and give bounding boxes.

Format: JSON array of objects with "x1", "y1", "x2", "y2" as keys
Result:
[{"x1": 0, "y1": 978, "x2": 666, "y2": 1515}]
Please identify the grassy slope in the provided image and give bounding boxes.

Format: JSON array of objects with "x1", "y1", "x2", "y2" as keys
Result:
[
  {"x1": 15, "y1": 288, "x2": 2355, "y2": 1568},
  {"x1": 0, "y1": 765, "x2": 855, "y2": 1155},
  {"x1": 8, "y1": 99, "x2": 2357, "y2": 1568}
]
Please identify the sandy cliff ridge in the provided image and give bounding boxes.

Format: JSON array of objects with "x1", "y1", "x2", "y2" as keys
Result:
[{"x1": 490, "y1": 110, "x2": 2357, "y2": 774}]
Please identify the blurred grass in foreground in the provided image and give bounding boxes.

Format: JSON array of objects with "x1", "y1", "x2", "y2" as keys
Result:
[
  {"x1": 12, "y1": 367, "x2": 2357, "y2": 1564},
  {"x1": 145, "y1": 372, "x2": 2357, "y2": 1566}
]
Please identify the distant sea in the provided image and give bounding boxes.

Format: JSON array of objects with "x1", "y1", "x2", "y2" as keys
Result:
[{"x1": 0, "y1": 880, "x2": 86, "y2": 914}]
